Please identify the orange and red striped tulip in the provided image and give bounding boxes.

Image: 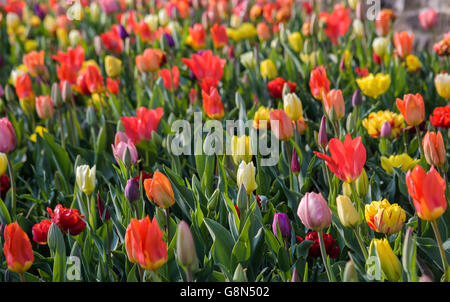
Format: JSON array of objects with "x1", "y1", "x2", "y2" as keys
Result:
[
  {"x1": 393, "y1": 31, "x2": 414, "y2": 59},
  {"x1": 423, "y1": 131, "x2": 446, "y2": 168},
  {"x1": 396, "y1": 93, "x2": 425, "y2": 126},
  {"x1": 202, "y1": 87, "x2": 225, "y2": 120},
  {"x1": 143, "y1": 171, "x2": 175, "y2": 209},
  {"x1": 3, "y1": 222, "x2": 34, "y2": 274},
  {"x1": 125, "y1": 216, "x2": 167, "y2": 271},
  {"x1": 406, "y1": 165, "x2": 447, "y2": 221}
]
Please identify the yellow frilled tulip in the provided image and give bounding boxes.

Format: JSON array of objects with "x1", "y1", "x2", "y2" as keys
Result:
[
  {"x1": 76, "y1": 165, "x2": 96, "y2": 195},
  {"x1": 227, "y1": 23, "x2": 257, "y2": 42},
  {"x1": 365, "y1": 199, "x2": 405, "y2": 235},
  {"x1": 237, "y1": 161, "x2": 257, "y2": 194},
  {"x1": 434, "y1": 73, "x2": 450, "y2": 99},
  {"x1": 253, "y1": 106, "x2": 270, "y2": 129},
  {"x1": 283, "y1": 93, "x2": 303, "y2": 121},
  {"x1": 369, "y1": 238, "x2": 402, "y2": 282},
  {"x1": 0, "y1": 153, "x2": 7, "y2": 176},
  {"x1": 356, "y1": 73, "x2": 391, "y2": 99},
  {"x1": 105, "y1": 56, "x2": 122, "y2": 78},
  {"x1": 231, "y1": 135, "x2": 253, "y2": 165},
  {"x1": 29, "y1": 126, "x2": 48, "y2": 143},
  {"x1": 362, "y1": 110, "x2": 405, "y2": 138},
  {"x1": 336, "y1": 195, "x2": 360, "y2": 227},
  {"x1": 260, "y1": 59, "x2": 277, "y2": 80},
  {"x1": 380, "y1": 154, "x2": 419, "y2": 175},
  {"x1": 405, "y1": 55, "x2": 422, "y2": 73},
  {"x1": 288, "y1": 32, "x2": 303, "y2": 52}
]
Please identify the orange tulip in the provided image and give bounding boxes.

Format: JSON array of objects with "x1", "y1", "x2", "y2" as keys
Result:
[
  {"x1": 125, "y1": 216, "x2": 167, "y2": 271},
  {"x1": 201, "y1": 87, "x2": 225, "y2": 120},
  {"x1": 393, "y1": 31, "x2": 414, "y2": 59},
  {"x1": 396, "y1": 93, "x2": 425, "y2": 126},
  {"x1": 422, "y1": 131, "x2": 446, "y2": 168},
  {"x1": 188, "y1": 24, "x2": 206, "y2": 50},
  {"x1": 406, "y1": 165, "x2": 447, "y2": 221},
  {"x1": 159, "y1": 66, "x2": 180, "y2": 91},
  {"x1": 35, "y1": 96, "x2": 55, "y2": 119},
  {"x1": 22, "y1": 50, "x2": 45, "y2": 77},
  {"x1": 143, "y1": 171, "x2": 175, "y2": 209},
  {"x1": 15, "y1": 73, "x2": 34, "y2": 101},
  {"x1": 76, "y1": 64, "x2": 104, "y2": 95},
  {"x1": 376, "y1": 9, "x2": 395, "y2": 37},
  {"x1": 3, "y1": 222, "x2": 34, "y2": 274},
  {"x1": 210, "y1": 23, "x2": 228, "y2": 49},
  {"x1": 257, "y1": 22, "x2": 270, "y2": 41},
  {"x1": 322, "y1": 89, "x2": 345, "y2": 120},
  {"x1": 136, "y1": 48, "x2": 166, "y2": 73},
  {"x1": 309, "y1": 66, "x2": 330, "y2": 101},
  {"x1": 269, "y1": 109, "x2": 294, "y2": 141}
]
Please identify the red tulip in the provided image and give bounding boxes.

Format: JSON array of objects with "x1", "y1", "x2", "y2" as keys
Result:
[
  {"x1": 188, "y1": 23, "x2": 206, "y2": 50},
  {"x1": 396, "y1": 93, "x2": 425, "y2": 126},
  {"x1": 47, "y1": 204, "x2": 86, "y2": 236},
  {"x1": 210, "y1": 23, "x2": 228, "y2": 49},
  {"x1": 182, "y1": 50, "x2": 226, "y2": 91},
  {"x1": 3, "y1": 222, "x2": 34, "y2": 273},
  {"x1": 202, "y1": 87, "x2": 225, "y2": 120},
  {"x1": 158, "y1": 66, "x2": 180, "y2": 91},
  {"x1": 269, "y1": 109, "x2": 294, "y2": 141},
  {"x1": 32, "y1": 220, "x2": 52, "y2": 245},
  {"x1": 22, "y1": 50, "x2": 45, "y2": 77},
  {"x1": 125, "y1": 216, "x2": 167, "y2": 271},
  {"x1": 52, "y1": 46, "x2": 85, "y2": 84},
  {"x1": 106, "y1": 77, "x2": 120, "y2": 95},
  {"x1": 319, "y1": 4, "x2": 351, "y2": 45},
  {"x1": 0, "y1": 117, "x2": 17, "y2": 153},
  {"x1": 314, "y1": 134, "x2": 367, "y2": 183},
  {"x1": 15, "y1": 73, "x2": 34, "y2": 100},
  {"x1": 100, "y1": 26, "x2": 123, "y2": 55},
  {"x1": 120, "y1": 107, "x2": 164, "y2": 144},
  {"x1": 267, "y1": 77, "x2": 296, "y2": 99},
  {"x1": 406, "y1": 165, "x2": 447, "y2": 221},
  {"x1": 309, "y1": 66, "x2": 330, "y2": 101}
]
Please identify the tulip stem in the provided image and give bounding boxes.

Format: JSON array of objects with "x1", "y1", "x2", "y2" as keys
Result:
[
  {"x1": 351, "y1": 181, "x2": 364, "y2": 216},
  {"x1": 430, "y1": 220, "x2": 449, "y2": 275},
  {"x1": 186, "y1": 267, "x2": 193, "y2": 282},
  {"x1": 318, "y1": 231, "x2": 335, "y2": 282},
  {"x1": 353, "y1": 227, "x2": 368, "y2": 261},
  {"x1": 165, "y1": 208, "x2": 170, "y2": 242},
  {"x1": 415, "y1": 126, "x2": 424, "y2": 159},
  {"x1": 19, "y1": 273, "x2": 25, "y2": 282},
  {"x1": 57, "y1": 109, "x2": 66, "y2": 150},
  {"x1": 7, "y1": 154, "x2": 16, "y2": 219}
]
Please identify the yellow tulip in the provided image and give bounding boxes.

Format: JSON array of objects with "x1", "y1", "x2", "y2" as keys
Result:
[
  {"x1": 434, "y1": 73, "x2": 450, "y2": 99},
  {"x1": 56, "y1": 28, "x2": 68, "y2": 47},
  {"x1": 237, "y1": 161, "x2": 257, "y2": 194},
  {"x1": 105, "y1": 56, "x2": 122, "y2": 78},
  {"x1": 380, "y1": 154, "x2": 419, "y2": 175},
  {"x1": 336, "y1": 195, "x2": 360, "y2": 227},
  {"x1": 405, "y1": 55, "x2": 422, "y2": 73},
  {"x1": 29, "y1": 126, "x2": 49, "y2": 143},
  {"x1": 288, "y1": 32, "x2": 303, "y2": 52},
  {"x1": 369, "y1": 238, "x2": 402, "y2": 282},
  {"x1": 43, "y1": 15, "x2": 56, "y2": 33},
  {"x1": 374, "y1": 203, "x2": 406, "y2": 235},
  {"x1": 260, "y1": 59, "x2": 277, "y2": 80},
  {"x1": 76, "y1": 165, "x2": 96, "y2": 195},
  {"x1": 228, "y1": 23, "x2": 257, "y2": 42},
  {"x1": 24, "y1": 40, "x2": 38, "y2": 53},
  {"x1": 356, "y1": 73, "x2": 391, "y2": 99},
  {"x1": 283, "y1": 93, "x2": 303, "y2": 121},
  {"x1": 253, "y1": 106, "x2": 270, "y2": 129},
  {"x1": 6, "y1": 12, "x2": 20, "y2": 31},
  {"x1": 0, "y1": 153, "x2": 7, "y2": 176},
  {"x1": 231, "y1": 135, "x2": 253, "y2": 165}
]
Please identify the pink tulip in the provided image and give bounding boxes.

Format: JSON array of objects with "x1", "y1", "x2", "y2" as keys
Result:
[
  {"x1": 0, "y1": 118, "x2": 17, "y2": 153},
  {"x1": 111, "y1": 132, "x2": 138, "y2": 166},
  {"x1": 297, "y1": 192, "x2": 332, "y2": 231},
  {"x1": 419, "y1": 9, "x2": 438, "y2": 30}
]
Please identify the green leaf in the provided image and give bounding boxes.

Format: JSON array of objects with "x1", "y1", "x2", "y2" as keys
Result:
[
  {"x1": 204, "y1": 218, "x2": 235, "y2": 269},
  {"x1": 47, "y1": 223, "x2": 66, "y2": 282}
]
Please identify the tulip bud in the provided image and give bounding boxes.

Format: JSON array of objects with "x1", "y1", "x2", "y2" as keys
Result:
[
  {"x1": 232, "y1": 263, "x2": 248, "y2": 282},
  {"x1": 0, "y1": 153, "x2": 7, "y2": 176},
  {"x1": 353, "y1": 20, "x2": 364, "y2": 38},
  {"x1": 260, "y1": 59, "x2": 277, "y2": 80},
  {"x1": 380, "y1": 122, "x2": 392, "y2": 138},
  {"x1": 5, "y1": 84, "x2": 15, "y2": 103},
  {"x1": 355, "y1": 168, "x2": 369, "y2": 198},
  {"x1": 36, "y1": 96, "x2": 55, "y2": 119},
  {"x1": 94, "y1": 36, "x2": 103, "y2": 56},
  {"x1": 163, "y1": 33, "x2": 175, "y2": 48},
  {"x1": 118, "y1": 24, "x2": 129, "y2": 40},
  {"x1": 144, "y1": 14, "x2": 159, "y2": 31},
  {"x1": 237, "y1": 161, "x2": 258, "y2": 194},
  {"x1": 422, "y1": 131, "x2": 446, "y2": 168},
  {"x1": 297, "y1": 192, "x2": 332, "y2": 231},
  {"x1": 143, "y1": 171, "x2": 175, "y2": 209},
  {"x1": 342, "y1": 182, "x2": 352, "y2": 197},
  {"x1": 343, "y1": 260, "x2": 359, "y2": 282},
  {"x1": 69, "y1": 29, "x2": 82, "y2": 46},
  {"x1": 291, "y1": 147, "x2": 301, "y2": 175},
  {"x1": 291, "y1": 268, "x2": 300, "y2": 282},
  {"x1": 76, "y1": 165, "x2": 96, "y2": 195},
  {"x1": 372, "y1": 37, "x2": 389, "y2": 57},
  {"x1": 62, "y1": 81, "x2": 72, "y2": 104},
  {"x1": 89, "y1": 2, "x2": 100, "y2": 21},
  {"x1": 283, "y1": 93, "x2": 303, "y2": 121},
  {"x1": 310, "y1": 13, "x2": 319, "y2": 36},
  {"x1": 86, "y1": 106, "x2": 97, "y2": 126},
  {"x1": 352, "y1": 89, "x2": 362, "y2": 107},
  {"x1": 402, "y1": 227, "x2": 417, "y2": 281},
  {"x1": 105, "y1": 55, "x2": 122, "y2": 78},
  {"x1": 318, "y1": 115, "x2": 328, "y2": 148},
  {"x1": 336, "y1": 195, "x2": 360, "y2": 227},
  {"x1": 0, "y1": 118, "x2": 17, "y2": 153},
  {"x1": 51, "y1": 83, "x2": 63, "y2": 107},
  {"x1": 158, "y1": 9, "x2": 170, "y2": 27},
  {"x1": 97, "y1": 192, "x2": 111, "y2": 221},
  {"x1": 176, "y1": 221, "x2": 197, "y2": 268},
  {"x1": 369, "y1": 238, "x2": 402, "y2": 282},
  {"x1": 125, "y1": 178, "x2": 140, "y2": 203},
  {"x1": 272, "y1": 212, "x2": 292, "y2": 239}
]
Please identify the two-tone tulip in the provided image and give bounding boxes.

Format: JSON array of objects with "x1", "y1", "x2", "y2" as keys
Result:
[
  {"x1": 237, "y1": 161, "x2": 257, "y2": 194},
  {"x1": 396, "y1": 93, "x2": 425, "y2": 126},
  {"x1": 143, "y1": 171, "x2": 175, "y2": 209},
  {"x1": 322, "y1": 89, "x2": 345, "y2": 121},
  {"x1": 76, "y1": 165, "x2": 96, "y2": 195},
  {"x1": 3, "y1": 222, "x2": 34, "y2": 274},
  {"x1": 0, "y1": 118, "x2": 17, "y2": 154},
  {"x1": 423, "y1": 131, "x2": 446, "y2": 168},
  {"x1": 176, "y1": 221, "x2": 197, "y2": 268},
  {"x1": 270, "y1": 109, "x2": 294, "y2": 141},
  {"x1": 35, "y1": 96, "x2": 55, "y2": 120},
  {"x1": 283, "y1": 93, "x2": 303, "y2": 121}
]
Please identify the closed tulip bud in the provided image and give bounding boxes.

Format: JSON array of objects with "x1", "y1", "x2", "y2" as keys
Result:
[
  {"x1": 232, "y1": 263, "x2": 248, "y2": 282},
  {"x1": 240, "y1": 51, "x2": 256, "y2": 70},
  {"x1": 86, "y1": 106, "x2": 97, "y2": 126},
  {"x1": 158, "y1": 9, "x2": 170, "y2": 27},
  {"x1": 270, "y1": 109, "x2": 294, "y2": 141},
  {"x1": 343, "y1": 260, "x2": 359, "y2": 282},
  {"x1": 237, "y1": 161, "x2": 257, "y2": 194},
  {"x1": 336, "y1": 195, "x2": 360, "y2": 227},
  {"x1": 260, "y1": 59, "x2": 277, "y2": 80},
  {"x1": 402, "y1": 227, "x2": 417, "y2": 279},
  {"x1": 231, "y1": 135, "x2": 253, "y2": 165},
  {"x1": 291, "y1": 147, "x2": 301, "y2": 174},
  {"x1": 372, "y1": 37, "x2": 389, "y2": 57},
  {"x1": 0, "y1": 153, "x2": 7, "y2": 175},
  {"x1": 105, "y1": 56, "x2": 122, "y2": 78},
  {"x1": 5, "y1": 84, "x2": 15, "y2": 103},
  {"x1": 352, "y1": 89, "x2": 362, "y2": 107},
  {"x1": 318, "y1": 115, "x2": 328, "y2": 148},
  {"x1": 396, "y1": 93, "x2": 425, "y2": 126},
  {"x1": 0, "y1": 118, "x2": 17, "y2": 154},
  {"x1": 355, "y1": 168, "x2": 369, "y2": 198},
  {"x1": 380, "y1": 122, "x2": 392, "y2": 138},
  {"x1": 144, "y1": 171, "x2": 175, "y2": 208},
  {"x1": 272, "y1": 212, "x2": 292, "y2": 239},
  {"x1": 125, "y1": 178, "x2": 140, "y2": 203},
  {"x1": 288, "y1": 32, "x2": 303, "y2": 52},
  {"x1": 284, "y1": 93, "x2": 303, "y2": 121},
  {"x1": 51, "y1": 83, "x2": 63, "y2": 107},
  {"x1": 118, "y1": 24, "x2": 128, "y2": 40},
  {"x1": 62, "y1": 81, "x2": 72, "y2": 104},
  {"x1": 3, "y1": 222, "x2": 34, "y2": 273},
  {"x1": 76, "y1": 165, "x2": 96, "y2": 195},
  {"x1": 89, "y1": 2, "x2": 100, "y2": 21},
  {"x1": 342, "y1": 182, "x2": 352, "y2": 197},
  {"x1": 176, "y1": 221, "x2": 196, "y2": 268},
  {"x1": 291, "y1": 267, "x2": 300, "y2": 282},
  {"x1": 434, "y1": 73, "x2": 450, "y2": 99},
  {"x1": 352, "y1": 20, "x2": 364, "y2": 38},
  {"x1": 144, "y1": 14, "x2": 159, "y2": 31},
  {"x1": 35, "y1": 96, "x2": 54, "y2": 120},
  {"x1": 6, "y1": 13, "x2": 20, "y2": 30},
  {"x1": 69, "y1": 29, "x2": 82, "y2": 46},
  {"x1": 297, "y1": 192, "x2": 332, "y2": 231},
  {"x1": 323, "y1": 89, "x2": 345, "y2": 121},
  {"x1": 369, "y1": 238, "x2": 402, "y2": 282},
  {"x1": 310, "y1": 13, "x2": 319, "y2": 36},
  {"x1": 94, "y1": 36, "x2": 103, "y2": 56},
  {"x1": 422, "y1": 131, "x2": 446, "y2": 168}
]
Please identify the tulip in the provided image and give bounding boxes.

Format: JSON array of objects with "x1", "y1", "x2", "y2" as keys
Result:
[
  {"x1": 372, "y1": 37, "x2": 389, "y2": 57},
  {"x1": 187, "y1": 24, "x2": 206, "y2": 50},
  {"x1": 105, "y1": 55, "x2": 122, "y2": 78},
  {"x1": 47, "y1": 204, "x2": 86, "y2": 236},
  {"x1": 76, "y1": 165, "x2": 96, "y2": 195},
  {"x1": 288, "y1": 32, "x2": 303, "y2": 52},
  {"x1": 267, "y1": 77, "x2": 296, "y2": 99},
  {"x1": 374, "y1": 202, "x2": 406, "y2": 235},
  {"x1": 272, "y1": 212, "x2": 292, "y2": 239},
  {"x1": 270, "y1": 109, "x2": 294, "y2": 141},
  {"x1": 253, "y1": 106, "x2": 270, "y2": 129},
  {"x1": 227, "y1": 23, "x2": 257, "y2": 42},
  {"x1": 318, "y1": 115, "x2": 328, "y2": 148},
  {"x1": 291, "y1": 147, "x2": 301, "y2": 174},
  {"x1": 352, "y1": 89, "x2": 363, "y2": 107},
  {"x1": 111, "y1": 132, "x2": 138, "y2": 166},
  {"x1": 35, "y1": 96, "x2": 54, "y2": 120},
  {"x1": 22, "y1": 50, "x2": 46, "y2": 77},
  {"x1": 291, "y1": 268, "x2": 300, "y2": 282},
  {"x1": 231, "y1": 135, "x2": 253, "y2": 165},
  {"x1": 120, "y1": 107, "x2": 164, "y2": 145},
  {"x1": 257, "y1": 22, "x2": 270, "y2": 41},
  {"x1": 356, "y1": 73, "x2": 391, "y2": 99},
  {"x1": 283, "y1": 93, "x2": 303, "y2": 121},
  {"x1": 343, "y1": 260, "x2": 359, "y2": 282},
  {"x1": 380, "y1": 154, "x2": 420, "y2": 175},
  {"x1": 15, "y1": 73, "x2": 34, "y2": 102},
  {"x1": 260, "y1": 59, "x2": 277, "y2": 80},
  {"x1": 336, "y1": 195, "x2": 360, "y2": 227},
  {"x1": 77, "y1": 64, "x2": 104, "y2": 95},
  {"x1": 375, "y1": 9, "x2": 395, "y2": 37},
  {"x1": 369, "y1": 238, "x2": 402, "y2": 282},
  {"x1": 322, "y1": 89, "x2": 345, "y2": 121},
  {"x1": 182, "y1": 50, "x2": 226, "y2": 91},
  {"x1": 309, "y1": 66, "x2": 330, "y2": 101},
  {"x1": 296, "y1": 118, "x2": 308, "y2": 135},
  {"x1": 69, "y1": 29, "x2": 82, "y2": 46},
  {"x1": 6, "y1": 13, "x2": 20, "y2": 31},
  {"x1": 136, "y1": 48, "x2": 166, "y2": 73},
  {"x1": 405, "y1": 55, "x2": 422, "y2": 73},
  {"x1": 202, "y1": 87, "x2": 225, "y2": 120},
  {"x1": 62, "y1": 80, "x2": 72, "y2": 103},
  {"x1": 297, "y1": 192, "x2": 332, "y2": 231},
  {"x1": 394, "y1": 31, "x2": 414, "y2": 59},
  {"x1": 176, "y1": 221, "x2": 197, "y2": 268},
  {"x1": 237, "y1": 161, "x2": 257, "y2": 194},
  {"x1": 125, "y1": 178, "x2": 140, "y2": 203},
  {"x1": 423, "y1": 131, "x2": 446, "y2": 168},
  {"x1": 3, "y1": 222, "x2": 34, "y2": 274},
  {"x1": 32, "y1": 219, "x2": 52, "y2": 245},
  {"x1": 314, "y1": 134, "x2": 367, "y2": 183},
  {"x1": 380, "y1": 122, "x2": 392, "y2": 138},
  {"x1": 406, "y1": 165, "x2": 447, "y2": 221},
  {"x1": 144, "y1": 171, "x2": 175, "y2": 209},
  {"x1": 240, "y1": 51, "x2": 256, "y2": 70},
  {"x1": 0, "y1": 118, "x2": 17, "y2": 154},
  {"x1": 0, "y1": 153, "x2": 7, "y2": 176},
  {"x1": 125, "y1": 216, "x2": 167, "y2": 271},
  {"x1": 396, "y1": 93, "x2": 425, "y2": 126},
  {"x1": 353, "y1": 19, "x2": 364, "y2": 37},
  {"x1": 362, "y1": 110, "x2": 404, "y2": 138},
  {"x1": 434, "y1": 73, "x2": 450, "y2": 99},
  {"x1": 158, "y1": 9, "x2": 170, "y2": 26},
  {"x1": 159, "y1": 66, "x2": 180, "y2": 91},
  {"x1": 419, "y1": 9, "x2": 438, "y2": 30}
]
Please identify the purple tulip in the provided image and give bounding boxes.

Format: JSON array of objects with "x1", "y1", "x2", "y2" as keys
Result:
[
  {"x1": 291, "y1": 147, "x2": 300, "y2": 174},
  {"x1": 318, "y1": 115, "x2": 328, "y2": 148},
  {"x1": 164, "y1": 33, "x2": 175, "y2": 48},
  {"x1": 297, "y1": 192, "x2": 332, "y2": 231},
  {"x1": 125, "y1": 178, "x2": 140, "y2": 203},
  {"x1": 380, "y1": 122, "x2": 392, "y2": 138},
  {"x1": 118, "y1": 24, "x2": 129, "y2": 40},
  {"x1": 34, "y1": 3, "x2": 46, "y2": 20},
  {"x1": 272, "y1": 212, "x2": 292, "y2": 239},
  {"x1": 352, "y1": 89, "x2": 362, "y2": 107}
]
